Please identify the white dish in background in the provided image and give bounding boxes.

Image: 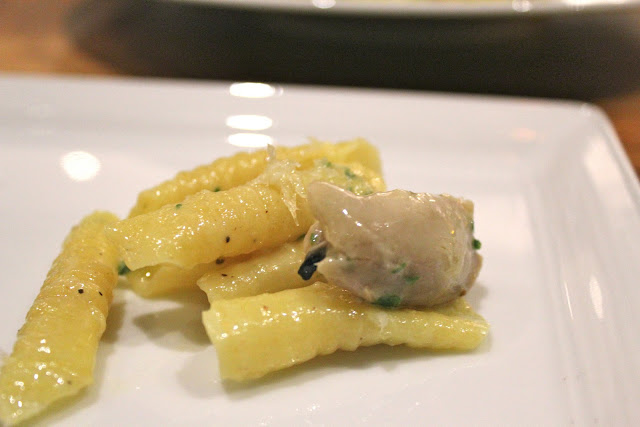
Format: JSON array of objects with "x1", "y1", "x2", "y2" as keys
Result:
[
  {"x1": 176, "y1": 0, "x2": 640, "y2": 16},
  {"x1": 69, "y1": 0, "x2": 640, "y2": 99},
  {"x1": 0, "y1": 74, "x2": 639, "y2": 425}
]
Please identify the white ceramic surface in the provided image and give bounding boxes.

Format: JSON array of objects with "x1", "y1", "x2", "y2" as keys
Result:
[
  {"x1": 174, "y1": 0, "x2": 640, "y2": 16},
  {"x1": 1, "y1": 74, "x2": 639, "y2": 425}
]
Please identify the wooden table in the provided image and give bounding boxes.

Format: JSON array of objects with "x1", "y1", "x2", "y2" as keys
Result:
[{"x1": 2, "y1": 0, "x2": 640, "y2": 179}]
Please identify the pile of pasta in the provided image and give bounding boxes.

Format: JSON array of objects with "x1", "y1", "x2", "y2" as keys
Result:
[{"x1": 0, "y1": 139, "x2": 488, "y2": 425}]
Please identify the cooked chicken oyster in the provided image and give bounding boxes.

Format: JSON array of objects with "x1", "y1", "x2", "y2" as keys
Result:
[{"x1": 298, "y1": 182, "x2": 482, "y2": 308}]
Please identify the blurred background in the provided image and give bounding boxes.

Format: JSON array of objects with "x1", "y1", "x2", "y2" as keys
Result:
[{"x1": 1, "y1": 0, "x2": 639, "y2": 177}]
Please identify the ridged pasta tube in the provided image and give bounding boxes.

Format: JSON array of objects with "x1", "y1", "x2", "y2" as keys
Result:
[
  {"x1": 202, "y1": 282, "x2": 489, "y2": 381},
  {"x1": 0, "y1": 212, "x2": 120, "y2": 425},
  {"x1": 128, "y1": 138, "x2": 382, "y2": 217},
  {"x1": 108, "y1": 160, "x2": 385, "y2": 270}
]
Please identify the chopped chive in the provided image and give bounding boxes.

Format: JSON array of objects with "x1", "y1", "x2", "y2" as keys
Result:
[
  {"x1": 473, "y1": 239, "x2": 482, "y2": 250},
  {"x1": 175, "y1": 203, "x2": 182, "y2": 209},
  {"x1": 310, "y1": 232, "x2": 319, "y2": 243},
  {"x1": 470, "y1": 220, "x2": 475, "y2": 232},
  {"x1": 404, "y1": 275, "x2": 420, "y2": 285},
  {"x1": 213, "y1": 186, "x2": 221, "y2": 192},
  {"x1": 117, "y1": 261, "x2": 130, "y2": 275},
  {"x1": 374, "y1": 294, "x2": 402, "y2": 308},
  {"x1": 391, "y1": 262, "x2": 407, "y2": 274}
]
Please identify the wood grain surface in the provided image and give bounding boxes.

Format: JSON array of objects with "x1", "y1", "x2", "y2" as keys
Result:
[{"x1": 2, "y1": 0, "x2": 639, "y2": 180}]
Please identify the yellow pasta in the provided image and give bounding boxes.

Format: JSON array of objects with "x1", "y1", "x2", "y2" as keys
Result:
[
  {"x1": 128, "y1": 138, "x2": 382, "y2": 217},
  {"x1": 0, "y1": 212, "x2": 119, "y2": 426},
  {"x1": 108, "y1": 160, "x2": 385, "y2": 270},
  {"x1": 198, "y1": 241, "x2": 317, "y2": 301},
  {"x1": 1, "y1": 139, "x2": 489, "y2": 425},
  {"x1": 202, "y1": 282, "x2": 489, "y2": 381},
  {"x1": 126, "y1": 252, "x2": 258, "y2": 297},
  {"x1": 127, "y1": 263, "x2": 218, "y2": 298}
]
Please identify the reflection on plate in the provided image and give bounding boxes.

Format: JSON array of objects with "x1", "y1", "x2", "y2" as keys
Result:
[{"x1": 0, "y1": 74, "x2": 639, "y2": 425}]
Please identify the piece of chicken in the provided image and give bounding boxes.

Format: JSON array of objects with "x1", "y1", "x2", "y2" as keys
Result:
[{"x1": 298, "y1": 182, "x2": 482, "y2": 308}]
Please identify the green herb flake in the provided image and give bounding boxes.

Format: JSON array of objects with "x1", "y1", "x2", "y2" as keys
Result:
[
  {"x1": 404, "y1": 275, "x2": 420, "y2": 285},
  {"x1": 310, "y1": 232, "x2": 319, "y2": 244},
  {"x1": 344, "y1": 168, "x2": 357, "y2": 179},
  {"x1": 374, "y1": 294, "x2": 402, "y2": 308},
  {"x1": 391, "y1": 262, "x2": 407, "y2": 274},
  {"x1": 470, "y1": 220, "x2": 475, "y2": 232},
  {"x1": 213, "y1": 186, "x2": 221, "y2": 192},
  {"x1": 323, "y1": 159, "x2": 333, "y2": 168},
  {"x1": 473, "y1": 239, "x2": 482, "y2": 250},
  {"x1": 175, "y1": 203, "x2": 182, "y2": 209},
  {"x1": 117, "y1": 261, "x2": 130, "y2": 275}
]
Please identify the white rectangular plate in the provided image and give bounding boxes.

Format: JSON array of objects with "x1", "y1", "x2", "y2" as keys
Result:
[{"x1": 1, "y1": 74, "x2": 639, "y2": 426}]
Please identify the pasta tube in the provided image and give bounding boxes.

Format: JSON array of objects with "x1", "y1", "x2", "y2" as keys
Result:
[
  {"x1": 198, "y1": 241, "x2": 316, "y2": 301},
  {"x1": 108, "y1": 160, "x2": 385, "y2": 270},
  {"x1": 202, "y1": 282, "x2": 489, "y2": 381},
  {"x1": 0, "y1": 212, "x2": 120, "y2": 425},
  {"x1": 128, "y1": 138, "x2": 382, "y2": 217}
]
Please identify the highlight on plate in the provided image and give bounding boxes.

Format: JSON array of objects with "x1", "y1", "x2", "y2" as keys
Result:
[{"x1": 0, "y1": 138, "x2": 487, "y2": 425}]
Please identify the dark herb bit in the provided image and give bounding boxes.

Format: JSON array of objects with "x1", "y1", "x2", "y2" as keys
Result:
[
  {"x1": 473, "y1": 239, "x2": 482, "y2": 250},
  {"x1": 391, "y1": 262, "x2": 407, "y2": 274},
  {"x1": 298, "y1": 244, "x2": 327, "y2": 280},
  {"x1": 225, "y1": 236, "x2": 230, "y2": 243},
  {"x1": 323, "y1": 159, "x2": 333, "y2": 168},
  {"x1": 175, "y1": 203, "x2": 182, "y2": 209},
  {"x1": 344, "y1": 168, "x2": 357, "y2": 178},
  {"x1": 221, "y1": 273, "x2": 228, "y2": 277},
  {"x1": 310, "y1": 232, "x2": 319, "y2": 244},
  {"x1": 404, "y1": 275, "x2": 420, "y2": 285},
  {"x1": 213, "y1": 186, "x2": 221, "y2": 192},
  {"x1": 77, "y1": 289, "x2": 84, "y2": 294},
  {"x1": 215, "y1": 257, "x2": 225, "y2": 265},
  {"x1": 99, "y1": 291, "x2": 103, "y2": 296},
  {"x1": 374, "y1": 294, "x2": 402, "y2": 308},
  {"x1": 117, "y1": 261, "x2": 130, "y2": 275}
]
